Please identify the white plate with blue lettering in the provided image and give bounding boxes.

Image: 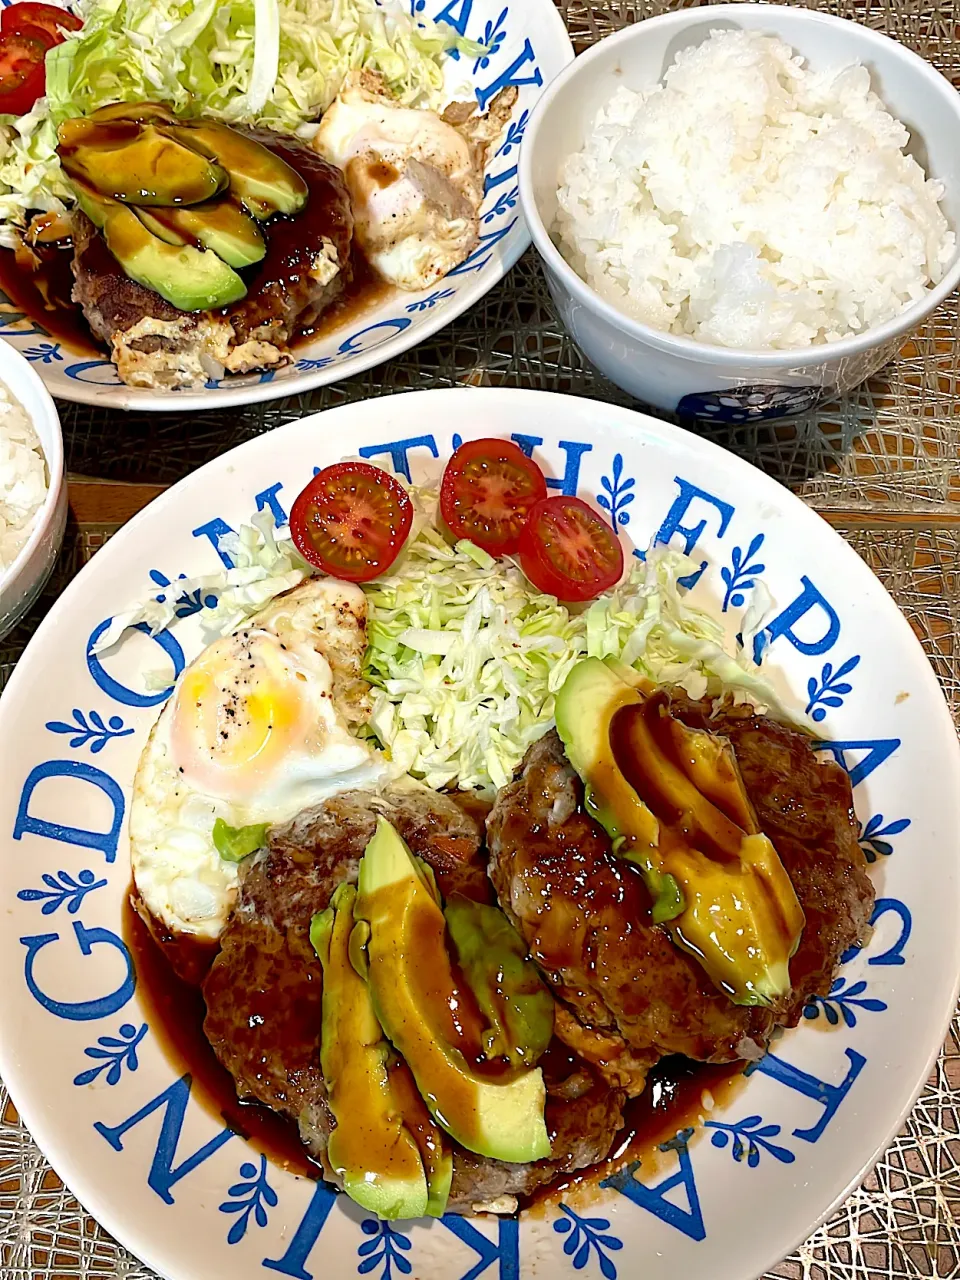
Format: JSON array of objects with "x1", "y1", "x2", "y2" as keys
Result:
[
  {"x1": 0, "y1": 4, "x2": 572, "y2": 412},
  {"x1": 0, "y1": 387, "x2": 958, "y2": 1280}
]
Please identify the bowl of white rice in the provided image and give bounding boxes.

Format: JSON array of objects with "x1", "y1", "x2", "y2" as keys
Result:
[
  {"x1": 518, "y1": 5, "x2": 960, "y2": 420},
  {"x1": 0, "y1": 343, "x2": 65, "y2": 640}
]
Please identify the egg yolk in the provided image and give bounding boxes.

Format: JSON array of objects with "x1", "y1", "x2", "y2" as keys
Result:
[{"x1": 169, "y1": 630, "x2": 317, "y2": 805}]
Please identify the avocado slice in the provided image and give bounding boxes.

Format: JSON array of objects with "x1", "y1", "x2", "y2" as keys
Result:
[
  {"x1": 384, "y1": 1046, "x2": 454, "y2": 1218},
  {"x1": 136, "y1": 197, "x2": 266, "y2": 269},
  {"x1": 162, "y1": 120, "x2": 308, "y2": 219},
  {"x1": 310, "y1": 883, "x2": 452, "y2": 1219},
  {"x1": 355, "y1": 819, "x2": 551, "y2": 1164},
  {"x1": 555, "y1": 658, "x2": 805, "y2": 1007},
  {"x1": 60, "y1": 123, "x2": 228, "y2": 207},
  {"x1": 58, "y1": 105, "x2": 178, "y2": 154},
  {"x1": 74, "y1": 184, "x2": 247, "y2": 312},
  {"x1": 444, "y1": 895, "x2": 554, "y2": 1070}
]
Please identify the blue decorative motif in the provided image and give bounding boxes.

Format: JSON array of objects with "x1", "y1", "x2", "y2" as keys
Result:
[
  {"x1": 338, "y1": 317, "x2": 411, "y2": 355},
  {"x1": 677, "y1": 383, "x2": 825, "y2": 423},
  {"x1": 553, "y1": 1205, "x2": 623, "y2": 1277},
  {"x1": 219, "y1": 1154, "x2": 278, "y2": 1245},
  {"x1": 23, "y1": 341, "x2": 63, "y2": 363},
  {"x1": 149, "y1": 569, "x2": 219, "y2": 617},
  {"x1": 813, "y1": 737, "x2": 901, "y2": 790},
  {"x1": 482, "y1": 185, "x2": 518, "y2": 222},
  {"x1": 858, "y1": 812, "x2": 911, "y2": 863},
  {"x1": 496, "y1": 107, "x2": 529, "y2": 156},
  {"x1": 406, "y1": 287, "x2": 456, "y2": 312},
  {"x1": 704, "y1": 1115, "x2": 795, "y2": 1166},
  {"x1": 720, "y1": 533, "x2": 765, "y2": 611},
  {"x1": 596, "y1": 453, "x2": 636, "y2": 529},
  {"x1": 73, "y1": 1022, "x2": 147, "y2": 1086},
  {"x1": 805, "y1": 654, "x2": 860, "y2": 722},
  {"x1": 45, "y1": 708, "x2": 134, "y2": 753},
  {"x1": 841, "y1": 897, "x2": 912, "y2": 968},
  {"x1": 17, "y1": 868, "x2": 108, "y2": 915},
  {"x1": 63, "y1": 357, "x2": 121, "y2": 384},
  {"x1": 358, "y1": 1220, "x2": 413, "y2": 1277},
  {"x1": 473, "y1": 5, "x2": 507, "y2": 71},
  {"x1": 448, "y1": 215, "x2": 518, "y2": 275},
  {"x1": 803, "y1": 977, "x2": 887, "y2": 1028},
  {"x1": 296, "y1": 356, "x2": 335, "y2": 371}
]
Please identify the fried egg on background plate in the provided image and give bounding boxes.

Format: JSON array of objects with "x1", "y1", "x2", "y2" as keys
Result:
[
  {"x1": 312, "y1": 71, "x2": 517, "y2": 290},
  {"x1": 130, "y1": 578, "x2": 388, "y2": 943}
]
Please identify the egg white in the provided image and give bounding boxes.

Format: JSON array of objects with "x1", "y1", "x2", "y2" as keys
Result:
[
  {"x1": 312, "y1": 71, "x2": 514, "y2": 291},
  {"x1": 130, "y1": 578, "x2": 388, "y2": 941}
]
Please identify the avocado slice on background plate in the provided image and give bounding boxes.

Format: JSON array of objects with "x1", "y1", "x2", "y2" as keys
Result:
[{"x1": 73, "y1": 184, "x2": 247, "y2": 312}]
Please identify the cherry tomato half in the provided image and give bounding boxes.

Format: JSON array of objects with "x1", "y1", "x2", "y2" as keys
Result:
[
  {"x1": 1, "y1": 3, "x2": 82, "y2": 39},
  {"x1": 0, "y1": 27, "x2": 53, "y2": 117},
  {"x1": 518, "y1": 495, "x2": 624, "y2": 603},
  {"x1": 289, "y1": 462, "x2": 413, "y2": 583},
  {"x1": 439, "y1": 437, "x2": 548, "y2": 556}
]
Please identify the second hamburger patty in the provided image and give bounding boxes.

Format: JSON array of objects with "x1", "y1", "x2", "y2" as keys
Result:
[{"x1": 486, "y1": 699, "x2": 875, "y2": 1095}]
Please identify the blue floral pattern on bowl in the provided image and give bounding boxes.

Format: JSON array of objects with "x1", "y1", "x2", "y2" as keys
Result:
[{"x1": 678, "y1": 384, "x2": 828, "y2": 423}]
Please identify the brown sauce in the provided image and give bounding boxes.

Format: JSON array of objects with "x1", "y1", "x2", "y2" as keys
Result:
[
  {"x1": 0, "y1": 234, "x2": 393, "y2": 360},
  {"x1": 0, "y1": 239, "x2": 103, "y2": 357},
  {"x1": 126, "y1": 888, "x2": 746, "y2": 1207},
  {"x1": 526, "y1": 1056, "x2": 747, "y2": 1212},
  {"x1": 293, "y1": 246, "x2": 393, "y2": 346},
  {"x1": 611, "y1": 698, "x2": 744, "y2": 862},
  {"x1": 123, "y1": 895, "x2": 320, "y2": 1180}
]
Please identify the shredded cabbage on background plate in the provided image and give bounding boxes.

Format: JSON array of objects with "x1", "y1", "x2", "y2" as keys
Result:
[
  {"x1": 94, "y1": 485, "x2": 787, "y2": 795},
  {"x1": 0, "y1": 0, "x2": 473, "y2": 244},
  {"x1": 0, "y1": 99, "x2": 75, "y2": 248},
  {"x1": 45, "y1": 0, "x2": 468, "y2": 129}
]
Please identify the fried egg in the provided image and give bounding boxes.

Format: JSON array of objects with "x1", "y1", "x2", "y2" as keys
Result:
[
  {"x1": 130, "y1": 578, "x2": 388, "y2": 942},
  {"x1": 312, "y1": 71, "x2": 517, "y2": 291}
]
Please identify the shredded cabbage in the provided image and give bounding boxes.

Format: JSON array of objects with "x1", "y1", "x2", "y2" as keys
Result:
[
  {"x1": 361, "y1": 491, "x2": 791, "y2": 793},
  {"x1": 93, "y1": 489, "x2": 790, "y2": 795},
  {"x1": 45, "y1": 0, "x2": 469, "y2": 133},
  {"x1": 0, "y1": 99, "x2": 75, "y2": 247},
  {"x1": 91, "y1": 510, "x2": 306, "y2": 653}
]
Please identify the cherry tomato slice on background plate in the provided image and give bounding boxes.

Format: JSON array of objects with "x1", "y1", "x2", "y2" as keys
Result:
[
  {"x1": 518, "y1": 495, "x2": 625, "y2": 603},
  {"x1": 1, "y1": 3, "x2": 81, "y2": 38},
  {"x1": 0, "y1": 28, "x2": 53, "y2": 116},
  {"x1": 290, "y1": 462, "x2": 413, "y2": 583},
  {"x1": 439, "y1": 437, "x2": 548, "y2": 556}
]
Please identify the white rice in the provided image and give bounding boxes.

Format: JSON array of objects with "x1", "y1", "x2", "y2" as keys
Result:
[
  {"x1": 555, "y1": 30, "x2": 956, "y2": 349},
  {"x1": 0, "y1": 384, "x2": 47, "y2": 572}
]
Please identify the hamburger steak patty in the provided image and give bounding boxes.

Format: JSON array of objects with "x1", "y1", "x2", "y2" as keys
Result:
[
  {"x1": 486, "y1": 698, "x2": 874, "y2": 1096},
  {"x1": 70, "y1": 134, "x2": 353, "y2": 390},
  {"x1": 203, "y1": 782, "x2": 625, "y2": 1213}
]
